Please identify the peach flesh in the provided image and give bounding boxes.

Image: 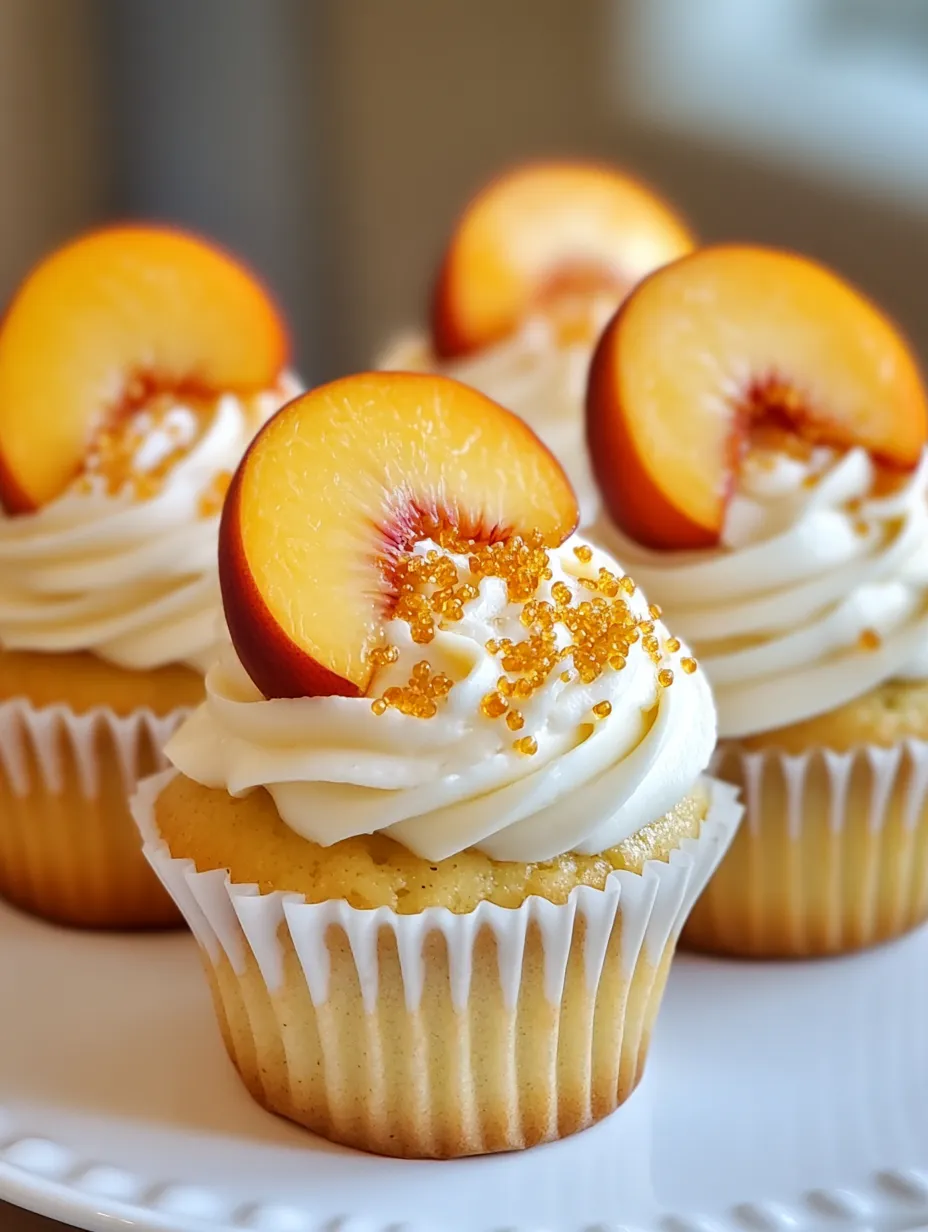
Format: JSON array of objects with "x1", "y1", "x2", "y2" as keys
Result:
[
  {"x1": 586, "y1": 245, "x2": 928, "y2": 550},
  {"x1": 432, "y1": 161, "x2": 695, "y2": 359},
  {"x1": 225, "y1": 500, "x2": 513, "y2": 701},
  {"x1": 219, "y1": 373, "x2": 579, "y2": 700},
  {"x1": 0, "y1": 224, "x2": 289, "y2": 514}
]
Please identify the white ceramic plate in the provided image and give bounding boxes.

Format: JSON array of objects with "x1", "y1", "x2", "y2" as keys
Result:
[{"x1": 0, "y1": 898, "x2": 926, "y2": 1232}]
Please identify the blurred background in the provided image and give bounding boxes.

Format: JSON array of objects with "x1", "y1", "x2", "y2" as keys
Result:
[{"x1": 2, "y1": 0, "x2": 927, "y2": 382}]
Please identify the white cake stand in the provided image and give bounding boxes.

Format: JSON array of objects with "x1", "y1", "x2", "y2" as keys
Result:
[{"x1": 0, "y1": 897, "x2": 926, "y2": 1232}]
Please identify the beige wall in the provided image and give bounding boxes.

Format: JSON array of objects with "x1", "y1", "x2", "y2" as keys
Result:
[
  {"x1": 0, "y1": 0, "x2": 110, "y2": 299},
  {"x1": 0, "y1": 0, "x2": 924, "y2": 378},
  {"x1": 316, "y1": 0, "x2": 928, "y2": 374},
  {"x1": 317, "y1": 0, "x2": 604, "y2": 372}
]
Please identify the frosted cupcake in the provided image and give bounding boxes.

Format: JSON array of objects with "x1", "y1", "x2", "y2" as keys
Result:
[
  {"x1": 0, "y1": 225, "x2": 296, "y2": 928},
  {"x1": 379, "y1": 161, "x2": 694, "y2": 526},
  {"x1": 587, "y1": 243, "x2": 928, "y2": 957},
  {"x1": 132, "y1": 371, "x2": 739, "y2": 1157}
]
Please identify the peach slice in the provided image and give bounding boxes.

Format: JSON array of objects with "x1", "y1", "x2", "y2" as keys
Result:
[
  {"x1": 586, "y1": 244, "x2": 928, "y2": 550},
  {"x1": 431, "y1": 161, "x2": 695, "y2": 358},
  {"x1": 0, "y1": 225, "x2": 289, "y2": 513},
  {"x1": 219, "y1": 372, "x2": 579, "y2": 699}
]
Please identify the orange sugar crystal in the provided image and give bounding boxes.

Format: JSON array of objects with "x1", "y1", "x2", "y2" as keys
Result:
[
  {"x1": 372, "y1": 658, "x2": 453, "y2": 718},
  {"x1": 198, "y1": 469, "x2": 232, "y2": 518},
  {"x1": 858, "y1": 628, "x2": 881, "y2": 652},
  {"x1": 81, "y1": 394, "x2": 207, "y2": 503},
  {"x1": 376, "y1": 533, "x2": 685, "y2": 738}
]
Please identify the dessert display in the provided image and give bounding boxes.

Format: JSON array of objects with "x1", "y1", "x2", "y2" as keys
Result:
[
  {"x1": 0, "y1": 225, "x2": 295, "y2": 928},
  {"x1": 588, "y1": 243, "x2": 928, "y2": 956},
  {"x1": 132, "y1": 371, "x2": 740, "y2": 1158},
  {"x1": 379, "y1": 161, "x2": 695, "y2": 524}
]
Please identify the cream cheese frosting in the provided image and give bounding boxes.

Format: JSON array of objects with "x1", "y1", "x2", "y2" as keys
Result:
[
  {"x1": 165, "y1": 535, "x2": 715, "y2": 863},
  {"x1": 596, "y1": 445, "x2": 928, "y2": 739},
  {"x1": 0, "y1": 377, "x2": 299, "y2": 673},
  {"x1": 379, "y1": 313, "x2": 612, "y2": 528}
]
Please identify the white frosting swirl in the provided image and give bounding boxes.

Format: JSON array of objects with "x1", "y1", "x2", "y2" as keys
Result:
[
  {"x1": 596, "y1": 446, "x2": 928, "y2": 739},
  {"x1": 379, "y1": 316, "x2": 609, "y2": 527},
  {"x1": 166, "y1": 536, "x2": 715, "y2": 862},
  {"x1": 0, "y1": 378, "x2": 298, "y2": 672}
]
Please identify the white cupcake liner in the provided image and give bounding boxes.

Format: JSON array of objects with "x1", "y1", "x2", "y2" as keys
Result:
[
  {"x1": 134, "y1": 772, "x2": 740, "y2": 1009},
  {"x1": 131, "y1": 772, "x2": 740, "y2": 1156},
  {"x1": 0, "y1": 695, "x2": 186, "y2": 799},
  {"x1": 683, "y1": 738, "x2": 928, "y2": 956},
  {"x1": 0, "y1": 695, "x2": 188, "y2": 927}
]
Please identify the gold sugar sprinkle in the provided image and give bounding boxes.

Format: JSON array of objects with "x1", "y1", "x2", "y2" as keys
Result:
[
  {"x1": 197, "y1": 469, "x2": 232, "y2": 519},
  {"x1": 481, "y1": 691, "x2": 509, "y2": 719},
  {"x1": 372, "y1": 659, "x2": 451, "y2": 719},
  {"x1": 375, "y1": 532, "x2": 683, "y2": 732},
  {"x1": 665, "y1": 637, "x2": 681, "y2": 653},
  {"x1": 369, "y1": 644, "x2": 400, "y2": 668},
  {"x1": 80, "y1": 391, "x2": 220, "y2": 507},
  {"x1": 858, "y1": 628, "x2": 881, "y2": 652},
  {"x1": 513, "y1": 736, "x2": 538, "y2": 756},
  {"x1": 573, "y1": 544, "x2": 593, "y2": 563},
  {"x1": 680, "y1": 657, "x2": 698, "y2": 674}
]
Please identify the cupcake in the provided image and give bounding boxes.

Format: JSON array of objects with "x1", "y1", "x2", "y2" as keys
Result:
[
  {"x1": 131, "y1": 371, "x2": 740, "y2": 1157},
  {"x1": 0, "y1": 225, "x2": 296, "y2": 928},
  {"x1": 379, "y1": 161, "x2": 694, "y2": 526},
  {"x1": 587, "y1": 243, "x2": 928, "y2": 957}
]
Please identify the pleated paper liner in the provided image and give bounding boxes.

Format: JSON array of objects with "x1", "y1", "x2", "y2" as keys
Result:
[
  {"x1": 683, "y1": 739, "x2": 928, "y2": 958},
  {"x1": 133, "y1": 771, "x2": 741, "y2": 1158},
  {"x1": 0, "y1": 696, "x2": 187, "y2": 928}
]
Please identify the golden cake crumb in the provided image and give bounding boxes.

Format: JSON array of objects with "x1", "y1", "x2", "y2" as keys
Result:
[{"x1": 154, "y1": 774, "x2": 711, "y2": 911}]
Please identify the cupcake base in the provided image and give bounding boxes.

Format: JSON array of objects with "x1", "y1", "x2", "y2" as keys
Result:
[
  {"x1": 133, "y1": 771, "x2": 741, "y2": 1158},
  {"x1": 683, "y1": 738, "x2": 928, "y2": 958},
  {"x1": 0, "y1": 649, "x2": 201, "y2": 929},
  {"x1": 199, "y1": 920, "x2": 674, "y2": 1157}
]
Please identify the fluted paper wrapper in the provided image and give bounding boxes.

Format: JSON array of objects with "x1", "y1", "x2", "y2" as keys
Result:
[
  {"x1": 683, "y1": 739, "x2": 928, "y2": 958},
  {"x1": 133, "y1": 771, "x2": 741, "y2": 1158},
  {"x1": 0, "y1": 696, "x2": 185, "y2": 928}
]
